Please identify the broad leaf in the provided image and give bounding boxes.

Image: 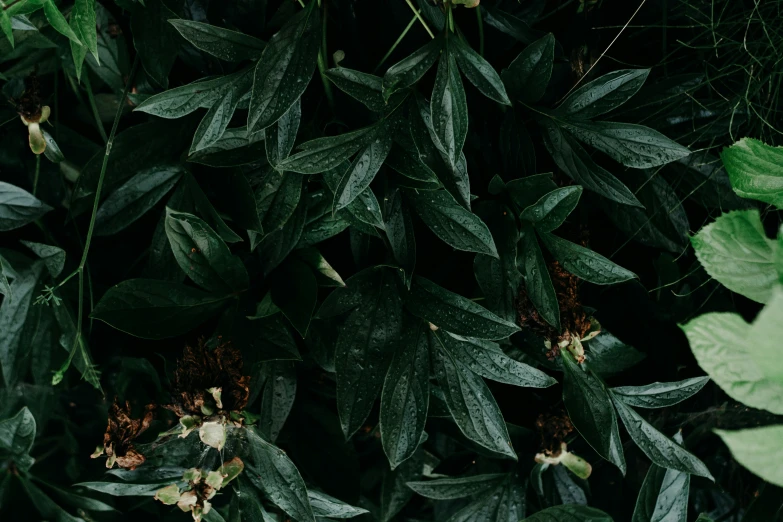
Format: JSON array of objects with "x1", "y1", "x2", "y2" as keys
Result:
[
  {"x1": 0, "y1": 182, "x2": 53, "y2": 231},
  {"x1": 444, "y1": 473, "x2": 526, "y2": 522},
  {"x1": 520, "y1": 186, "x2": 582, "y2": 232},
  {"x1": 431, "y1": 43, "x2": 468, "y2": 169},
  {"x1": 519, "y1": 224, "x2": 560, "y2": 329},
  {"x1": 169, "y1": 20, "x2": 265, "y2": 62},
  {"x1": 611, "y1": 377, "x2": 710, "y2": 409},
  {"x1": 43, "y1": 0, "x2": 82, "y2": 46},
  {"x1": 189, "y1": 71, "x2": 252, "y2": 153},
  {"x1": 384, "y1": 188, "x2": 416, "y2": 284},
  {"x1": 556, "y1": 69, "x2": 649, "y2": 120},
  {"x1": 308, "y1": 490, "x2": 369, "y2": 519},
  {"x1": 474, "y1": 203, "x2": 521, "y2": 323},
  {"x1": 277, "y1": 126, "x2": 378, "y2": 174},
  {"x1": 325, "y1": 67, "x2": 386, "y2": 112},
  {"x1": 333, "y1": 131, "x2": 393, "y2": 211},
  {"x1": 691, "y1": 209, "x2": 777, "y2": 304},
  {"x1": 631, "y1": 461, "x2": 690, "y2": 522},
  {"x1": 130, "y1": 0, "x2": 180, "y2": 88},
  {"x1": 502, "y1": 33, "x2": 554, "y2": 103},
  {"x1": 71, "y1": 0, "x2": 98, "y2": 61},
  {"x1": 715, "y1": 425, "x2": 783, "y2": 488},
  {"x1": 523, "y1": 505, "x2": 613, "y2": 521},
  {"x1": 507, "y1": 174, "x2": 558, "y2": 211},
  {"x1": 585, "y1": 331, "x2": 645, "y2": 377},
  {"x1": 721, "y1": 137, "x2": 783, "y2": 208},
  {"x1": 0, "y1": 406, "x2": 36, "y2": 456},
  {"x1": 256, "y1": 170, "x2": 303, "y2": 233},
  {"x1": 405, "y1": 276, "x2": 520, "y2": 340},
  {"x1": 91, "y1": 279, "x2": 232, "y2": 339},
  {"x1": 0, "y1": 262, "x2": 43, "y2": 386},
  {"x1": 257, "y1": 362, "x2": 297, "y2": 443},
  {"x1": 482, "y1": 6, "x2": 541, "y2": 44},
  {"x1": 266, "y1": 98, "x2": 301, "y2": 167},
  {"x1": 540, "y1": 232, "x2": 637, "y2": 285},
  {"x1": 407, "y1": 473, "x2": 507, "y2": 499},
  {"x1": 451, "y1": 36, "x2": 511, "y2": 105},
  {"x1": 20, "y1": 241, "x2": 65, "y2": 278},
  {"x1": 382, "y1": 36, "x2": 442, "y2": 100}
]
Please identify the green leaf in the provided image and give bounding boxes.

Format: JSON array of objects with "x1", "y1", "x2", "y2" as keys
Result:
[
  {"x1": 681, "y1": 290, "x2": 783, "y2": 415},
  {"x1": 482, "y1": 6, "x2": 542, "y2": 44},
  {"x1": 524, "y1": 505, "x2": 613, "y2": 521},
  {"x1": 715, "y1": 425, "x2": 783, "y2": 488},
  {"x1": 294, "y1": 247, "x2": 345, "y2": 287},
  {"x1": 0, "y1": 262, "x2": 43, "y2": 386},
  {"x1": 562, "y1": 352, "x2": 626, "y2": 474},
  {"x1": 91, "y1": 279, "x2": 232, "y2": 339},
  {"x1": 0, "y1": 10, "x2": 12, "y2": 48},
  {"x1": 521, "y1": 186, "x2": 582, "y2": 232},
  {"x1": 244, "y1": 428, "x2": 314, "y2": 522},
  {"x1": 248, "y1": 0, "x2": 320, "y2": 133},
  {"x1": 382, "y1": 36, "x2": 442, "y2": 100},
  {"x1": 336, "y1": 267, "x2": 403, "y2": 438},
  {"x1": 474, "y1": 204, "x2": 521, "y2": 323},
  {"x1": 555, "y1": 69, "x2": 649, "y2": 120},
  {"x1": 130, "y1": 0, "x2": 181, "y2": 88},
  {"x1": 76, "y1": 482, "x2": 166, "y2": 496},
  {"x1": 500, "y1": 114, "x2": 537, "y2": 177},
  {"x1": 518, "y1": 225, "x2": 560, "y2": 329},
  {"x1": 0, "y1": 182, "x2": 53, "y2": 231},
  {"x1": 185, "y1": 174, "x2": 243, "y2": 244},
  {"x1": 691, "y1": 209, "x2": 777, "y2": 304},
  {"x1": 611, "y1": 377, "x2": 710, "y2": 409},
  {"x1": 380, "y1": 316, "x2": 429, "y2": 469},
  {"x1": 257, "y1": 361, "x2": 297, "y2": 443},
  {"x1": 95, "y1": 164, "x2": 184, "y2": 236},
  {"x1": 308, "y1": 490, "x2": 369, "y2": 519},
  {"x1": 438, "y1": 332, "x2": 556, "y2": 388},
  {"x1": 0, "y1": 407, "x2": 36, "y2": 456},
  {"x1": 451, "y1": 36, "x2": 511, "y2": 105},
  {"x1": 443, "y1": 473, "x2": 526, "y2": 522},
  {"x1": 721, "y1": 138, "x2": 783, "y2": 208},
  {"x1": 431, "y1": 331, "x2": 517, "y2": 459},
  {"x1": 407, "y1": 473, "x2": 508, "y2": 499},
  {"x1": 380, "y1": 450, "x2": 429, "y2": 522},
  {"x1": 20, "y1": 241, "x2": 65, "y2": 278},
  {"x1": 258, "y1": 199, "x2": 307, "y2": 274},
  {"x1": 298, "y1": 210, "x2": 351, "y2": 247},
  {"x1": 384, "y1": 187, "x2": 416, "y2": 284},
  {"x1": 41, "y1": 130, "x2": 65, "y2": 163},
  {"x1": 190, "y1": 71, "x2": 252, "y2": 153},
  {"x1": 611, "y1": 393, "x2": 713, "y2": 479},
  {"x1": 631, "y1": 458, "x2": 690, "y2": 522},
  {"x1": 501, "y1": 33, "x2": 554, "y2": 103},
  {"x1": 539, "y1": 119, "x2": 641, "y2": 207},
  {"x1": 333, "y1": 132, "x2": 393, "y2": 211},
  {"x1": 43, "y1": 0, "x2": 82, "y2": 46},
  {"x1": 560, "y1": 120, "x2": 691, "y2": 169},
  {"x1": 584, "y1": 331, "x2": 645, "y2": 377},
  {"x1": 270, "y1": 259, "x2": 317, "y2": 337},
  {"x1": 506, "y1": 174, "x2": 558, "y2": 211},
  {"x1": 169, "y1": 19, "x2": 265, "y2": 62},
  {"x1": 71, "y1": 0, "x2": 97, "y2": 61},
  {"x1": 405, "y1": 275, "x2": 520, "y2": 340},
  {"x1": 277, "y1": 125, "x2": 378, "y2": 174},
  {"x1": 431, "y1": 44, "x2": 468, "y2": 169},
  {"x1": 539, "y1": 232, "x2": 637, "y2": 285},
  {"x1": 266, "y1": 98, "x2": 301, "y2": 168},
  {"x1": 255, "y1": 170, "x2": 302, "y2": 234},
  {"x1": 325, "y1": 67, "x2": 387, "y2": 112},
  {"x1": 0, "y1": 254, "x2": 13, "y2": 298},
  {"x1": 407, "y1": 189, "x2": 498, "y2": 257},
  {"x1": 165, "y1": 209, "x2": 249, "y2": 293}
]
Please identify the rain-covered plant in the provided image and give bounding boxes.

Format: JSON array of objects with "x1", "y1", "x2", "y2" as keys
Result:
[{"x1": 1, "y1": 0, "x2": 781, "y2": 521}]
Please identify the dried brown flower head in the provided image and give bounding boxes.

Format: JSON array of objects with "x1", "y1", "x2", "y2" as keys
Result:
[
  {"x1": 166, "y1": 339, "x2": 250, "y2": 418},
  {"x1": 535, "y1": 411, "x2": 574, "y2": 457},
  {"x1": 16, "y1": 73, "x2": 43, "y2": 123},
  {"x1": 99, "y1": 399, "x2": 155, "y2": 470}
]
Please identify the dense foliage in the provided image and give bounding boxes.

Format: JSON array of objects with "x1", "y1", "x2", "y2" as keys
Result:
[{"x1": 1, "y1": 0, "x2": 782, "y2": 521}]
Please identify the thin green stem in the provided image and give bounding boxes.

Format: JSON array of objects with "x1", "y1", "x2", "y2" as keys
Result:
[
  {"x1": 33, "y1": 154, "x2": 40, "y2": 196},
  {"x1": 476, "y1": 7, "x2": 484, "y2": 56},
  {"x1": 375, "y1": 13, "x2": 419, "y2": 72},
  {"x1": 404, "y1": 0, "x2": 434, "y2": 39},
  {"x1": 318, "y1": 0, "x2": 335, "y2": 112},
  {"x1": 83, "y1": 72, "x2": 108, "y2": 144}
]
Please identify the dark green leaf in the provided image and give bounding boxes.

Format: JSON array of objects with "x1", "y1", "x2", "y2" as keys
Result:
[
  {"x1": 318, "y1": 266, "x2": 386, "y2": 318},
  {"x1": 539, "y1": 232, "x2": 637, "y2": 285},
  {"x1": 0, "y1": 254, "x2": 13, "y2": 298},
  {"x1": 562, "y1": 352, "x2": 626, "y2": 474},
  {"x1": 611, "y1": 377, "x2": 710, "y2": 409},
  {"x1": 446, "y1": 473, "x2": 526, "y2": 522},
  {"x1": 407, "y1": 473, "x2": 508, "y2": 499},
  {"x1": 325, "y1": 67, "x2": 386, "y2": 112},
  {"x1": 556, "y1": 69, "x2": 649, "y2": 120},
  {"x1": 248, "y1": 0, "x2": 320, "y2": 133},
  {"x1": 405, "y1": 275, "x2": 520, "y2": 340},
  {"x1": 308, "y1": 490, "x2": 368, "y2": 519},
  {"x1": 294, "y1": 247, "x2": 345, "y2": 287},
  {"x1": 585, "y1": 331, "x2": 645, "y2": 377},
  {"x1": 76, "y1": 482, "x2": 165, "y2": 496},
  {"x1": 506, "y1": 174, "x2": 558, "y2": 211},
  {"x1": 257, "y1": 361, "x2": 297, "y2": 443},
  {"x1": 474, "y1": 203, "x2": 520, "y2": 323},
  {"x1": 165, "y1": 209, "x2": 249, "y2": 293},
  {"x1": 266, "y1": 98, "x2": 301, "y2": 167},
  {"x1": 384, "y1": 187, "x2": 416, "y2": 284},
  {"x1": 20, "y1": 241, "x2": 64, "y2": 278},
  {"x1": 524, "y1": 505, "x2": 613, "y2": 521},
  {"x1": 43, "y1": 0, "x2": 82, "y2": 46},
  {"x1": 611, "y1": 393, "x2": 713, "y2": 479},
  {"x1": 432, "y1": 44, "x2": 468, "y2": 169},
  {"x1": 258, "y1": 199, "x2": 307, "y2": 274},
  {"x1": 270, "y1": 258, "x2": 317, "y2": 337},
  {"x1": 91, "y1": 279, "x2": 231, "y2": 339},
  {"x1": 631, "y1": 459, "x2": 689, "y2": 522},
  {"x1": 256, "y1": 170, "x2": 303, "y2": 234},
  {"x1": 333, "y1": 131, "x2": 393, "y2": 211},
  {"x1": 185, "y1": 174, "x2": 243, "y2": 244},
  {"x1": 407, "y1": 189, "x2": 498, "y2": 257},
  {"x1": 451, "y1": 36, "x2": 511, "y2": 105},
  {"x1": 0, "y1": 182, "x2": 53, "y2": 231},
  {"x1": 297, "y1": 210, "x2": 351, "y2": 247},
  {"x1": 0, "y1": 406, "x2": 36, "y2": 456},
  {"x1": 95, "y1": 164, "x2": 184, "y2": 236},
  {"x1": 0, "y1": 262, "x2": 43, "y2": 386},
  {"x1": 130, "y1": 0, "x2": 180, "y2": 88},
  {"x1": 277, "y1": 125, "x2": 378, "y2": 174},
  {"x1": 431, "y1": 331, "x2": 517, "y2": 459},
  {"x1": 520, "y1": 186, "x2": 582, "y2": 232},
  {"x1": 382, "y1": 36, "x2": 442, "y2": 100},
  {"x1": 190, "y1": 71, "x2": 252, "y2": 153},
  {"x1": 380, "y1": 315, "x2": 429, "y2": 469},
  {"x1": 519, "y1": 224, "x2": 560, "y2": 329},
  {"x1": 380, "y1": 450, "x2": 428, "y2": 522},
  {"x1": 169, "y1": 20, "x2": 265, "y2": 62},
  {"x1": 500, "y1": 114, "x2": 537, "y2": 177},
  {"x1": 482, "y1": 6, "x2": 542, "y2": 44},
  {"x1": 502, "y1": 33, "x2": 554, "y2": 103}
]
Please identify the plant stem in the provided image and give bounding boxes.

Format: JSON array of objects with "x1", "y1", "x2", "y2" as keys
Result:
[
  {"x1": 404, "y1": 0, "x2": 434, "y2": 39},
  {"x1": 318, "y1": 0, "x2": 335, "y2": 113},
  {"x1": 447, "y1": 3, "x2": 455, "y2": 33},
  {"x1": 53, "y1": 55, "x2": 140, "y2": 386},
  {"x1": 476, "y1": 7, "x2": 484, "y2": 56},
  {"x1": 83, "y1": 72, "x2": 108, "y2": 144},
  {"x1": 33, "y1": 154, "x2": 40, "y2": 196},
  {"x1": 375, "y1": 13, "x2": 419, "y2": 72}
]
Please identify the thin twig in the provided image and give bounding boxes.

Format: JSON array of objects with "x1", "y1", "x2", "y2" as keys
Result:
[{"x1": 404, "y1": 0, "x2": 434, "y2": 39}]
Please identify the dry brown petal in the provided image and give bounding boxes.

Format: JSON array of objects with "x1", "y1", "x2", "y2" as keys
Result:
[{"x1": 536, "y1": 411, "x2": 574, "y2": 456}]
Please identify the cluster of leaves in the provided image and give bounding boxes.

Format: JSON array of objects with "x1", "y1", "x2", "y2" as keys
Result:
[{"x1": 1, "y1": 0, "x2": 783, "y2": 521}]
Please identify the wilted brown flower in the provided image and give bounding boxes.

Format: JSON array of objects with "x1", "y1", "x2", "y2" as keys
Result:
[
  {"x1": 166, "y1": 339, "x2": 250, "y2": 418},
  {"x1": 16, "y1": 73, "x2": 43, "y2": 123},
  {"x1": 535, "y1": 411, "x2": 574, "y2": 457},
  {"x1": 99, "y1": 399, "x2": 155, "y2": 470}
]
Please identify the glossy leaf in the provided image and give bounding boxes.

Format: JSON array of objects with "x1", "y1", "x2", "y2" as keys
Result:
[
  {"x1": 405, "y1": 275, "x2": 520, "y2": 340},
  {"x1": 308, "y1": 490, "x2": 369, "y2": 519},
  {"x1": 445, "y1": 473, "x2": 526, "y2": 522},
  {"x1": 407, "y1": 473, "x2": 508, "y2": 499},
  {"x1": 556, "y1": 69, "x2": 649, "y2": 120},
  {"x1": 721, "y1": 138, "x2": 783, "y2": 208},
  {"x1": 169, "y1": 20, "x2": 265, "y2": 62},
  {"x1": 520, "y1": 186, "x2": 582, "y2": 232},
  {"x1": 130, "y1": 0, "x2": 180, "y2": 88},
  {"x1": 431, "y1": 44, "x2": 468, "y2": 169},
  {"x1": 43, "y1": 0, "x2": 82, "y2": 46},
  {"x1": 716, "y1": 426, "x2": 783, "y2": 488},
  {"x1": 451, "y1": 36, "x2": 511, "y2": 105},
  {"x1": 384, "y1": 187, "x2": 416, "y2": 284},
  {"x1": 270, "y1": 259, "x2": 317, "y2": 337},
  {"x1": 482, "y1": 6, "x2": 542, "y2": 44},
  {"x1": 20, "y1": 242, "x2": 64, "y2": 278},
  {"x1": 277, "y1": 125, "x2": 378, "y2": 174},
  {"x1": 0, "y1": 182, "x2": 53, "y2": 231},
  {"x1": 255, "y1": 170, "x2": 303, "y2": 233},
  {"x1": 524, "y1": 505, "x2": 613, "y2": 521},
  {"x1": 474, "y1": 204, "x2": 521, "y2": 323},
  {"x1": 382, "y1": 36, "x2": 442, "y2": 100},
  {"x1": 333, "y1": 131, "x2": 393, "y2": 211},
  {"x1": 0, "y1": 262, "x2": 43, "y2": 386},
  {"x1": 325, "y1": 67, "x2": 386, "y2": 112},
  {"x1": 540, "y1": 232, "x2": 637, "y2": 285},
  {"x1": 611, "y1": 377, "x2": 710, "y2": 409},
  {"x1": 0, "y1": 406, "x2": 36, "y2": 456},
  {"x1": 266, "y1": 98, "x2": 301, "y2": 167},
  {"x1": 257, "y1": 362, "x2": 297, "y2": 443},
  {"x1": 190, "y1": 71, "x2": 252, "y2": 153},
  {"x1": 71, "y1": 0, "x2": 98, "y2": 61},
  {"x1": 585, "y1": 331, "x2": 645, "y2": 377},
  {"x1": 502, "y1": 33, "x2": 555, "y2": 103},
  {"x1": 631, "y1": 461, "x2": 689, "y2": 522}
]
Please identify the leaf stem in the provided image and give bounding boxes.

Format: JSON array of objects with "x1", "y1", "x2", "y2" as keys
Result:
[
  {"x1": 317, "y1": 0, "x2": 335, "y2": 113},
  {"x1": 476, "y1": 7, "x2": 484, "y2": 56},
  {"x1": 33, "y1": 154, "x2": 40, "y2": 196},
  {"x1": 83, "y1": 72, "x2": 108, "y2": 144},
  {"x1": 404, "y1": 0, "x2": 434, "y2": 39},
  {"x1": 375, "y1": 12, "x2": 419, "y2": 72}
]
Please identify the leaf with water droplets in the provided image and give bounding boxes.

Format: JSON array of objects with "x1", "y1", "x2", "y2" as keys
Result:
[
  {"x1": 431, "y1": 42, "x2": 468, "y2": 170},
  {"x1": 584, "y1": 330, "x2": 645, "y2": 377},
  {"x1": 308, "y1": 489, "x2": 369, "y2": 518},
  {"x1": 611, "y1": 377, "x2": 710, "y2": 409},
  {"x1": 474, "y1": 203, "x2": 521, "y2": 323},
  {"x1": 382, "y1": 35, "x2": 443, "y2": 100},
  {"x1": 506, "y1": 174, "x2": 558, "y2": 211},
  {"x1": 523, "y1": 505, "x2": 613, "y2": 521},
  {"x1": 380, "y1": 449, "x2": 429, "y2": 522},
  {"x1": 519, "y1": 224, "x2": 560, "y2": 329},
  {"x1": 431, "y1": 331, "x2": 517, "y2": 459},
  {"x1": 451, "y1": 36, "x2": 511, "y2": 105},
  {"x1": 255, "y1": 170, "x2": 303, "y2": 234},
  {"x1": 169, "y1": 19, "x2": 265, "y2": 62},
  {"x1": 502, "y1": 33, "x2": 555, "y2": 103},
  {"x1": 405, "y1": 275, "x2": 520, "y2": 340},
  {"x1": 555, "y1": 69, "x2": 649, "y2": 120},
  {"x1": 380, "y1": 316, "x2": 430, "y2": 469},
  {"x1": 631, "y1": 454, "x2": 690, "y2": 522},
  {"x1": 540, "y1": 232, "x2": 637, "y2": 285},
  {"x1": 407, "y1": 473, "x2": 508, "y2": 500},
  {"x1": 325, "y1": 67, "x2": 387, "y2": 112},
  {"x1": 333, "y1": 131, "x2": 393, "y2": 212},
  {"x1": 407, "y1": 189, "x2": 498, "y2": 257},
  {"x1": 447, "y1": 474, "x2": 526, "y2": 521},
  {"x1": 266, "y1": 98, "x2": 301, "y2": 168},
  {"x1": 277, "y1": 125, "x2": 379, "y2": 174},
  {"x1": 562, "y1": 352, "x2": 626, "y2": 474},
  {"x1": 611, "y1": 393, "x2": 713, "y2": 480},
  {"x1": 323, "y1": 161, "x2": 385, "y2": 230},
  {"x1": 384, "y1": 188, "x2": 417, "y2": 285},
  {"x1": 190, "y1": 70, "x2": 252, "y2": 153},
  {"x1": 520, "y1": 186, "x2": 582, "y2": 233}
]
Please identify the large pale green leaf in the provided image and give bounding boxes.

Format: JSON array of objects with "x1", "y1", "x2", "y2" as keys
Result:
[
  {"x1": 169, "y1": 20, "x2": 265, "y2": 62},
  {"x1": 0, "y1": 182, "x2": 53, "y2": 231},
  {"x1": 715, "y1": 425, "x2": 783, "y2": 488},
  {"x1": 91, "y1": 279, "x2": 232, "y2": 339},
  {"x1": 540, "y1": 232, "x2": 636, "y2": 284},
  {"x1": 555, "y1": 69, "x2": 649, "y2": 120},
  {"x1": 562, "y1": 352, "x2": 626, "y2": 474},
  {"x1": 691, "y1": 209, "x2": 777, "y2": 304},
  {"x1": 721, "y1": 138, "x2": 783, "y2": 208},
  {"x1": 405, "y1": 276, "x2": 520, "y2": 340},
  {"x1": 611, "y1": 377, "x2": 710, "y2": 409},
  {"x1": 501, "y1": 33, "x2": 554, "y2": 103},
  {"x1": 247, "y1": 0, "x2": 320, "y2": 133}
]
